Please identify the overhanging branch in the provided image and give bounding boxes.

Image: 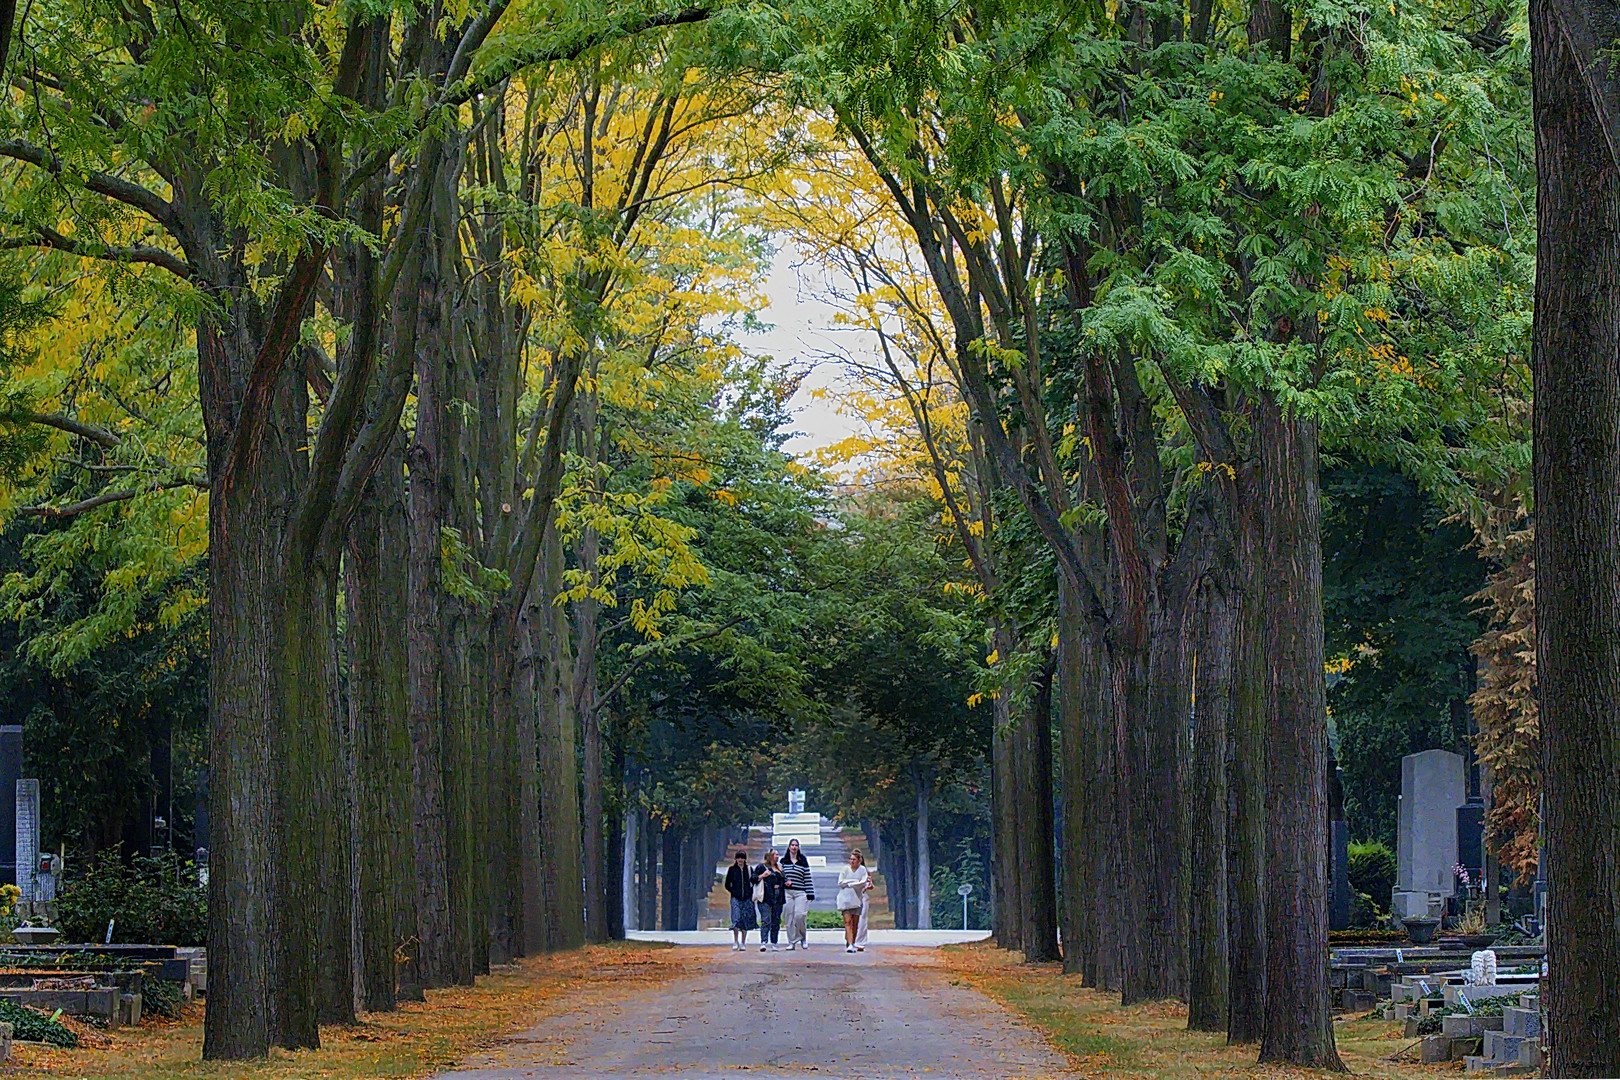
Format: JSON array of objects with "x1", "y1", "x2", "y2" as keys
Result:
[
  {"x1": 17, "y1": 477, "x2": 205, "y2": 518},
  {"x1": 0, "y1": 226, "x2": 197, "y2": 282},
  {"x1": 1, "y1": 409, "x2": 122, "y2": 448}
]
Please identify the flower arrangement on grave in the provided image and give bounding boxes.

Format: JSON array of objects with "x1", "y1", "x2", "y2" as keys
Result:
[{"x1": 1452, "y1": 863, "x2": 1489, "y2": 936}]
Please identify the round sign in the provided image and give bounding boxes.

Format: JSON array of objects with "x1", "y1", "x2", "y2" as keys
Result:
[{"x1": 957, "y1": 883, "x2": 973, "y2": 897}]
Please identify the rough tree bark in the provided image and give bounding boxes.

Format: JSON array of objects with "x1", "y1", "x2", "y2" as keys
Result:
[
  {"x1": 1226, "y1": 512, "x2": 1268, "y2": 1044},
  {"x1": 913, "y1": 765, "x2": 933, "y2": 931},
  {"x1": 346, "y1": 447, "x2": 411, "y2": 1013},
  {"x1": 1531, "y1": 1, "x2": 1620, "y2": 1070},
  {"x1": 1017, "y1": 661, "x2": 1061, "y2": 962},
  {"x1": 404, "y1": 197, "x2": 455, "y2": 988},
  {"x1": 1255, "y1": 394, "x2": 1344, "y2": 1070},
  {"x1": 1186, "y1": 573, "x2": 1234, "y2": 1031}
]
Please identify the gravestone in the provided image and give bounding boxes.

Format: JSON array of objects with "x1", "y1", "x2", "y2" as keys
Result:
[
  {"x1": 15, "y1": 780, "x2": 39, "y2": 904},
  {"x1": 1394, "y1": 749, "x2": 1466, "y2": 918},
  {"x1": 1329, "y1": 758, "x2": 1351, "y2": 929},
  {"x1": 0, "y1": 727, "x2": 20, "y2": 887},
  {"x1": 1457, "y1": 798, "x2": 1485, "y2": 884}
]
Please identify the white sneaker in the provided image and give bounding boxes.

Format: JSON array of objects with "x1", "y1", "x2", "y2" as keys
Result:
[
  {"x1": 759, "y1": 944, "x2": 767, "y2": 952},
  {"x1": 771, "y1": 944, "x2": 780, "y2": 952},
  {"x1": 845, "y1": 945, "x2": 856, "y2": 953},
  {"x1": 787, "y1": 942, "x2": 796, "y2": 951},
  {"x1": 732, "y1": 943, "x2": 741, "y2": 951}
]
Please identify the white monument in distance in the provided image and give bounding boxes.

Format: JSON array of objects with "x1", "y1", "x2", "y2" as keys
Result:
[{"x1": 773, "y1": 788, "x2": 820, "y2": 849}]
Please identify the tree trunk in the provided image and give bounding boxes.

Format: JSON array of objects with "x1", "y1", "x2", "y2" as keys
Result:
[
  {"x1": 1056, "y1": 571, "x2": 1091, "y2": 976},
  {"x1": 1114, "y1": 604, "x2": 1189, "y2": 1004},
  {"x1": 515, "y1": 603, "x2": 546, "y2": 954},
  {"x1": 607, "y1": 805, "x2": 626, "y2": 940},
  {"x1": 621, "y1": 809, "x2": 639, "y2": 933},
  {"x1": 991, "y1": 633, "x2": 1023, "y2": 952},
  {"x1": 1227, "y1": 500, "x2": 1268, "y2": 1043},
  {"x1": 639, "y1": 811, "x2": 659, "y2": 932},
  {"x1": 1255, "y1": 394, "x2": 1344, "y2": 1069},
  {"x1": 405, "y1": 251, "x2": 454, "y2": 986},
  {"x1": 346, "y1": 446, "x2": 411, "y2": 1013},
  {"x1": 1187, "y1": 576, "x2": 1234, "y2": 1031},
  {"x1": 440, "y1": 596, "x2": 476, "y2": 985},
  {"x1": 661, "y1": 824, "x2": 682, "y2": 932},
  {"x1": 281, "y1": 553, "x2": 353, "y2": 1028},
  {"x1": 537, "y1": 525, "x2": 585, "y2": 949},
  {"x1": 914, "y1": 767, "x2": 933, "y2": 931},
  {"x1": 1531, "y1": 2, "x2": 1620, "y2": 1069},
  {"x1": 1017, "y1": 660, "x2": 1061, "y2": 962},
  {"x1": 201, "y1": 350, "x2": 295, "y2": 1056}
]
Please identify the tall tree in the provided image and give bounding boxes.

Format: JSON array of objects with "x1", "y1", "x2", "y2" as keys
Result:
[{"x1": 1531, "y1": 0, "x2": 1620, "y2": 1072}]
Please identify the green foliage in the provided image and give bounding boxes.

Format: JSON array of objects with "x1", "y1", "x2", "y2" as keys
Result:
[
  {"x1": 930, "y1": 837, "x2": 988, "y2": 931},
  {"x1": 805, "y1": 910, "x2": 845, "y2": 929},
  {"x1": 55, "y1": 851, "x2": 206, "y2": 947},
  {"x1": 0, "y1": 520, "x2": 206, "y2": 854},
  {"x1": 0, "y1": 999, "x2": 77, "y2": 1046},
  {"x1": 1323, "y1": 462, "x2": 1489, "y2": 842},
  {"x1": 140, "y1": 975, "x2": 184, "y2": 1019},
  {"x1": 1347, "y1": 840, "x2": 1397, "y2": 917}
]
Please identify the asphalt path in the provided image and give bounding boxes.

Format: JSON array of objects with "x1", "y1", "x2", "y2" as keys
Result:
[{"x1": 433, "y1": 946, "x2": 1067, "y2": 1080}]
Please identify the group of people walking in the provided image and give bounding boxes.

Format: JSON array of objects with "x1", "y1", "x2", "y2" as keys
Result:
[{"x1": 723, "y1": 838, "x2": 875, "y2": 953}]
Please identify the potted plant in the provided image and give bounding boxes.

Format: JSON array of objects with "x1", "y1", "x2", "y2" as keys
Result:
[{"x1": 1452, "y1": 863, "x2": 1495, "y2": 948}]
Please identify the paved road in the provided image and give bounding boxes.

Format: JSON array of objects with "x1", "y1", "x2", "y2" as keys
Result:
[{"x1": 434, "y1": 947, "x2": 1066, "y2": 1080}]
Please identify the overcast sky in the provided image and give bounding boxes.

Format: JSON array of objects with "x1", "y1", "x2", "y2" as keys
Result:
[{"x1": 741, "y1": 243, "x2": 868, "y2": 460}]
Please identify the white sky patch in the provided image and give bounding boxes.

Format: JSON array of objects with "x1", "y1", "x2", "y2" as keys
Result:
[{"x1": 743, "y1": 243, "x2": 874, "y2": 461}]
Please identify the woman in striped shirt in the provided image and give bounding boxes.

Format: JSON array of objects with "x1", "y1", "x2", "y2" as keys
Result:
[{"x1": 781, "y1": 838, "x2": 815, "y2": 950}]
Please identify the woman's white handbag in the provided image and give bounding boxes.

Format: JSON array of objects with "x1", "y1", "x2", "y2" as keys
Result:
[{"x1": 837, "y1": 886, "x2": 860, "y2": 910}]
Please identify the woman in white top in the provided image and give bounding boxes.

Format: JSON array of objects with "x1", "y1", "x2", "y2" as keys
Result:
[
  {"x1": 852, "y1": 850, "x2": 872, "y2": 951},
  {"x1": 836, "y1": 850, "x2": 872, "y2": 953}
]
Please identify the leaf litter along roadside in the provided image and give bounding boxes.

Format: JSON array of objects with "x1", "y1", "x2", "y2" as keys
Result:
[
  {"x1": 5, "y1": 941, "x2": 684, "y2": 1080},
  {"x1": 938, "y1": 943, "x2": 1454, "y2": 1080}
]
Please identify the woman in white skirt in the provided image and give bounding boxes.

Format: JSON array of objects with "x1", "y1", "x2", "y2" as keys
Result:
[
  {"x1": 837, "y1": 850, "x2": 872, "y2": 952},
  {"x1": 852, "y1": 850, "x2": 873, "y2": 951}
]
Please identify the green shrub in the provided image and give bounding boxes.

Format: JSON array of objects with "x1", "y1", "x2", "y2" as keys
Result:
[
  {"x1": 929, "y1": 844, "x2": 988, "y2": 931},
  {"x1": 0, "y1": 1000, "x2": 77, "y2": 1046},
  {"x1": 1347, "y1": 840, "x2": 1396, "y2": 912},
  {"x1": 140, "y1": 976, "x2": 183, "y2": 1019},
  {"x1": 54, "y1": 851, "x2": 205, "y2": 946},
  {"x1": 806, "y1": 910, "x2": 845, "y2": 929}
]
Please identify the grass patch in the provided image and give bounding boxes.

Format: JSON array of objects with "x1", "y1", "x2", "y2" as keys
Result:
[
  {"x1": 9, "y1": 941, "x2": 683, "y2": 1080},
  {"x1": 939, "y1": 942, "x2": 1448, "y2": 1080}
]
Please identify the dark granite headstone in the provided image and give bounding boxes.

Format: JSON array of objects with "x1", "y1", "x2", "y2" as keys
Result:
[
  {"x1": 0, "y1": 727, "x2": 21, "y2": 887},
  {"x1": 1328, "y1": 757, "x2": 1351, "y2": 929},
  {"x1": 1331, "y1": 818, "x2": 1352, "y2": 929},
  {"x1": 1457, "y1": 800, "x2": 1485, "y2": 883}
]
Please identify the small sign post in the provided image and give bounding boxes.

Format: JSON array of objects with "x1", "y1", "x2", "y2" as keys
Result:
[{"x1": 957, "y1": 882, "x2": 973, "y2": 931}]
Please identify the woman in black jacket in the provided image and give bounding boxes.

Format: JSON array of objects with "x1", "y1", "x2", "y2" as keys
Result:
[
  {"x1": 753, "y1": 849, "x2": 787, "y2": 951},
  {"x1": 724, "y1": 850, "x2": 757, "y2": 951}
]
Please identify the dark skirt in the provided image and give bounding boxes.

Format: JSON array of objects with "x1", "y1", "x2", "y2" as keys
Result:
[{"x1": 730, "y1": 896, "x2": 758, "y2": 931}]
